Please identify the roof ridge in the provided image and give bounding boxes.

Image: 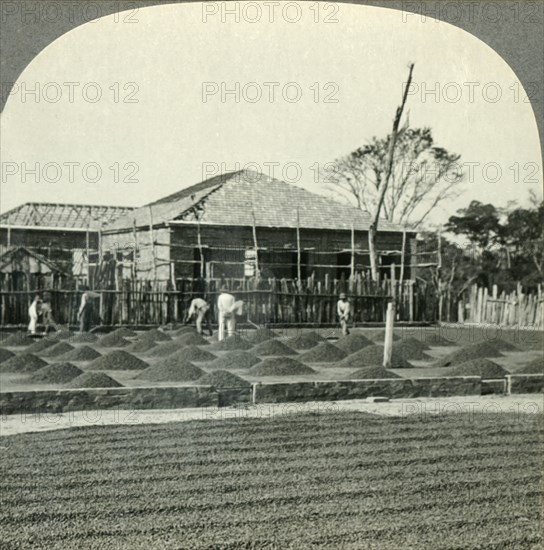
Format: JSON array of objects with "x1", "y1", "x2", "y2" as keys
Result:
[{"x1": 146, "y1": 171, "x2": 243, "y2": 207}]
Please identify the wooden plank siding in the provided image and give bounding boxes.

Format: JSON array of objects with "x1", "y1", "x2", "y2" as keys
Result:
[{"x1": 169, "y1": 224, "x2": 414, "y2": 282}]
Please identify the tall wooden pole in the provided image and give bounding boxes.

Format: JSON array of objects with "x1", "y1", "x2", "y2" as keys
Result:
[
  {"x1": 296, "y1": 207, "x2": 302, "y2": 284},
  {"x1": 251, "y1": 208, "x2": 259, "y2": 276},
  {"x1": 148, "y1": 206, "x2": 157, "y2": 281},
  {"x1": 132, "y1": 219, "x2": 138, "y2": 281},
  {"x1": 85, "y1": 226, "x2": 90, "y2": 287},
  {"x1": 384, "y1": 262, "x2": 396, "y2": 368},
  {"x1": 96, "y1": 226, "x2": 103, "y2": 291},
  {"x1": 383, "y1": 302, "x2": 394, "y2": 368},
  {"x1": 437, "y1": 227, "x2": 443, "y2": 322},
  {"x1": 390, "y1": 262, "x2": 397, "y2": 304},
  {"x1": 368, "y1": 63, "x2": 414, "y2": 282},
  {"x1": 350, "y1": 224, "x2": 355, "y2": 280},
  {"x1": 197, "y1": 218, "x2": 204, "y2": 279},
  {"x1": 399, "y1": 229, "x2": 406, "y2": 286}
]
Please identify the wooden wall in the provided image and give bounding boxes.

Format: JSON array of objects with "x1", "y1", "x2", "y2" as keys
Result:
[
  {"x1": 102, "y1": 227, "x2": 171, "y2": 282},
  {"x1": 1, "y1": 223, "x2": 415, "y2": 288},
  {"x1": 0, "y1": 228, "x2": 97, "y2": 275},
  {"x1": 170, "y1": 224, "x2": 413, "y2": 281}
]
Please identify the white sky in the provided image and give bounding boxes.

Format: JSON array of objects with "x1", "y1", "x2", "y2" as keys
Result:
[{"x1": 1, "y1": 2, "x2": 542, "y2": 226}]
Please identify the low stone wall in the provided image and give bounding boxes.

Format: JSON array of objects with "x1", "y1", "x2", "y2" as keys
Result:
[
  {"x1": 481, "y1": 379, "x2": 506, "y2": 395},
  {"x1": 252, "y1": 377, "x2": 482, "y2": 404},
  {"x1": 217, "y1": 387, "x2": 252, "y2": 406},
  {"x1": 0, "y1": 386, "x2": 220, "y2": 416},
  {"x1": 8, "y1": 374, "x2": 543, "y2": 416},
  {"x1": 506, "y1": 374, "x2": 544, "y2": 395}
]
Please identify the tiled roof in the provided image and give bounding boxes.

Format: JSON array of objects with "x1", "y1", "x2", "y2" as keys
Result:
[
  {"x1": 106, "y1": 171, "x2": 408, "y2": 233},
  {"x1": 0, "y1": 202, "x2": 135, "y2": 231},
  {"x1": 106, "y1": 173, "x2": 228, "y2": 232}
]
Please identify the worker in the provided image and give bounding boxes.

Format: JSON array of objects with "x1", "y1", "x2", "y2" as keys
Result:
[
  {"x1": 184, "y1": 296, "x2": 213, "y2": 336},
  {"x1": 40, "y1": 297, "x2": 59, "y2": 334},
  {"x1": 28, "y1": 294, "x2": 41, "y2": 335},
  {"x1": 78, "y1": 289, "x2": 96, "y2": 333},
  {"x1": 217, "y1": 287, "x2": 243, "y2": 341},
  {"x1": 337, "y1": 292, "x2": 351, "y2": 336}
]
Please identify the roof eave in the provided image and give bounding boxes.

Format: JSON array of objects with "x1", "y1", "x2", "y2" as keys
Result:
[
  {"x1": 166, "y1": 220, "x2": 412, "y2": 233},
  {"x1": 0, "y1": 224, "x2": 97, "y2": 232}
]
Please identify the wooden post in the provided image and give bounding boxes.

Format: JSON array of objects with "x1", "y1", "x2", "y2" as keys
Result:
[
  {"x1": 399, "y1": 229, "x2": 406, "y2": 286},
  {"x1": 98, "y1": 228, "x2": 103, "y2": 263},
  {"x1": 251, "y1": 208, "x2": 260, "y2": 276},
  {"x1": 437, "y1": 228, "x2": 443, "y2": 322},
  {"x1": 483, "y1": 287, "x2": 489, "y2": 324},
  {"x1": 132, "y1": 219, "x2": 138, "y2": 280},
  {"x1": 296, "y1": 208, "x2": 302, "y2": 285},
  {"x1": 476, "y1": 286, "x2": 483, "y2": 323},
  {"x1": 148, "y1": 206, "x2": 157, "y2": 281},
  {"x1": 390, "y1": 263, "x2": 397, "y2": 304},
  {"x1": 350, "y1": 224, "x2": 355, "y2": 281},
  {"x1": 383, "y1": 302, "x2": 394, "y2": 368},
  {"x1": 7, "y1": 220, "x2": 11, "y2": 247},
  {"x1": 197, "y1": 219, "x2": 204, "y2": 279},
  {"x1": 492, "y1": 284, "x2": 498, "y2": 324},
  {"x1": 85, "y1": 226, "x2": 90, "y2": 287},
  {"x1": 409, "y1": 280, "x2": 414, "y2": 322},
  {"x1": 458, "y1": 299, "x2": 464, "y2": 323},
  {"x1": 95, "y1": 227, "x2": 103, "y2": 291}
]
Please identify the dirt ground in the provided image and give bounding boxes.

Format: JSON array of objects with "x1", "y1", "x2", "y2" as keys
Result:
[
  {"x1": 1, "y1": 394, "x2": 542, "y2": 437},
  {"x1": 2, "y1": 409, "x2": 542, "y2": 548}
]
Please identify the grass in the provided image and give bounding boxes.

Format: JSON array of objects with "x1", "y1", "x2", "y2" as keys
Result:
[{"x1": 1, "y1": 411, "x2": 542, "y2": 549}]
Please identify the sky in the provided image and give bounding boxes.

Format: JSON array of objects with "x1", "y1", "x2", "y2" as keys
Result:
[{"x1": 1, "y1": 2, "x2": 542, "y2": 228}]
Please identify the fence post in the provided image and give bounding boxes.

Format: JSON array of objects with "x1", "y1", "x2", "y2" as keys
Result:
[
  {"x1": 383, "y1": 302, "x2": 394, "y2": 368},
  {"x1": 458, "y1": 299, "x2": 464, "y2": 323},
  {"x1": 350, "y1": 224, "x2": 355, "y2": 282}
]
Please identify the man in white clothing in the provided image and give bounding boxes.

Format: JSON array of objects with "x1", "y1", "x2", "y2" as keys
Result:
[
  {"x1": 337, "y1": 292, "x2": 351, "y2": 336},
  {"x1": 184, "y1": 297, "x2": 213, "y2": 336},
  {"x1": 217, "y1": 287, "x2": 237, "y2": 341},
  {"x1": 28, "y1": 295, "x2": 41, "y2": 335}
]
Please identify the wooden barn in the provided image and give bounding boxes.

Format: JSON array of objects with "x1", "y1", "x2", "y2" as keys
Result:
[
  {"x1": 102, "y1": 170, "x2": 417, "y2": 285},
  {"x1": 0, "y1": 202, "x2": 135, "y2": 282}
]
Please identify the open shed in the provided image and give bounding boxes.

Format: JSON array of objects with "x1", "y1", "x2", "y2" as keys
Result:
[{"x1": 0, "y1": 246, "x2": 69, "y2": 291}]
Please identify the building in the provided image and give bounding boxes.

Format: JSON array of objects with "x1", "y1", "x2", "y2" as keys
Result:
[
  {"x1": 0, "y1": 202, "x2": 135, "y2": 281},
  {"x1": 0, "y1": 246, "x2": 69, "y2": 291},
  {"x1": 102, "y1": 170, "x2": 416, "y2": 285}
]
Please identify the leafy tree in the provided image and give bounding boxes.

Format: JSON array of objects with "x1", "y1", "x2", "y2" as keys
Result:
[
  {"x1": 445, "y1": 200, "x2": 501, "y2": 249},
  {"x1": 502, "y1": 199, "x2": 543, "y2": 278}
]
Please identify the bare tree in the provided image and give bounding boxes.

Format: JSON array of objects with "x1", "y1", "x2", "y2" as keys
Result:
[
  {"x1": 324, "y1": 67, "x2": 463, "y2": 281},
  {"x1": 329, "y1": 127, "x2": 463, "y2": 229},
  {"x1": 339, "y1": 63, "x2": 416, "y2": 281}
]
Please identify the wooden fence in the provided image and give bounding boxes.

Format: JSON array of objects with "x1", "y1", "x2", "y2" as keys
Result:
[
  {"x1": 0, "y1": 276, "x2": 438, "y2": 328},
  {"x1": 458, "y1": 284, "x2": 543, "y2": 328}
]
